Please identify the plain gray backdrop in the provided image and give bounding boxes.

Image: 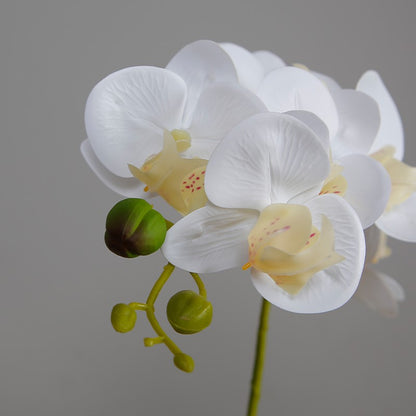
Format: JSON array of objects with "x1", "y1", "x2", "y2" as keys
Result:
[{"x1": 3, "y1": 0, "x2": 416, "y2": 415}]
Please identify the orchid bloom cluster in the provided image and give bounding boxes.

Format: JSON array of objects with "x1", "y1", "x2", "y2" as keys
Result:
[{"x1": 82, "y1": 40, "x2": 415, "y2": 360}]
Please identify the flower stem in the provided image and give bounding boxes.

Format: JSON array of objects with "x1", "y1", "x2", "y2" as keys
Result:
[
  {"x1": 145, "y1": 263, "x2": 181, "y2": 355},
  {"x1": 189, "y1": 272, "x2": 207, "y2": 298},
  {"x1": 246, "y1": 298, "x2": 271, "y2": 416}
]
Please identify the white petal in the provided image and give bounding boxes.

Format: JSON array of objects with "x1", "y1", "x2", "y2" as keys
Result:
[
  {"x1": 331, "y1": 89, "x2": 380, "y2": 159},
  {"x1": 339, "y1": 154, "x2": 391, "y2": 228},
  {"x1": 313, "y1": 71, "x2": 341, "y2": 93},
  {"x1": 85, "y1": 66, "x2": 186, "y2": 176},
  {"x1": 356, "y1": 267, "x2": 404, "y2": 317},
  {"x1": 220, "y1": 43, "x2": 264, "y2": 92},
  {"x1": 166, "y1": 40, "x2": 237, "y2": 123},
  {"x1": 258, "y1": 67, "x2": 339, "y2": 138},
  {"x1": 284, "y1": 110, "x2": 330, "y2": 155},
  {"x1": 253, "y1": 50, "x2": 285, "y2": 74},
  {"x1": 376, "y1": 192, "x2": 416, "y2": 242},
  {"x1": 80, "y1": 139, "x2": 148, "y2": 198},
  {"x1": 205, "y1": 113, "x2": 330, "y2": 211},
  {"x1": 356, "y1": 70, "x2": 404, "y2": 160},
  {"x1": 251, "y1": 195, "x2": 365, "y2": 313},
  {"x1": 162, "y1": 205, "x2": 258, "y2": 273},
  {"x1": 185, "y1": 83, "x2": 266, "y2": 159}
]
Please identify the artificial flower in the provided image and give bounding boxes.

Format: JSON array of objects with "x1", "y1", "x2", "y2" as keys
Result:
[
  {"x1": 356, "y1": 226, "x2": 404, "y2": 317},
  {"x1": 257, "y1": 66, "x2": 391, "y2": 229},
  {"x1": 82, "y1": 40, "x2": 265, "y2": 214},
  {"x1": 163, "y1": 113, "x2": 365, "y2": 313},
  {"x1": 357, "y1": 71, "x2": 416, "y2": 242}
]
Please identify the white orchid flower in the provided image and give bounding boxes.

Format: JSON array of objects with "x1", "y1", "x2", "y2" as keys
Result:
[
  {"x1": 220, "y1": 42, "x2": 285, "y2": 93},
  {"x1": 357, "y1": 71, "x2": 416, "y2": 242},
  {"x1": 257, "y1": 67, "x2": 391, "y2": 229},
  {"x1": 81, "y1": 40, "x2": 266, "y2": 214},
  {"x1": 163, "y1": 113, "x2": 365, "y2": 313},
  {"x1": 356, "y1": 226, "x2": 404, "y2": 317}
]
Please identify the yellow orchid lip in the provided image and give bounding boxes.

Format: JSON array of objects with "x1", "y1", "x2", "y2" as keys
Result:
[
  {"x1": 320, "y1": 163, "x2": 347, "y2": 197},
  {"x1": 372, "y1": 146, "x2": 416, "y2": 211},
  {"x1": 129, "y1": 131, "x2": 208, "y2": 215},
  {"x1": 246, "y1": 203, "x2": 343, "y2": 295}
]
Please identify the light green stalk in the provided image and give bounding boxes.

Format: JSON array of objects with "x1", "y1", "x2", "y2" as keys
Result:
[{"x1": 247, "y1": 298, "x2": 271, "y2": 416}]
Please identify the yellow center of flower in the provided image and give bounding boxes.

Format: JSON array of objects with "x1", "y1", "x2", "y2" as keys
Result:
[
  {"x1": 246, "y1": 204, "x2": 344, "y2": 295},
  {"x1": 171, "y1": 129, "x2": 192, "y2": 153},
  {"x1": 320, "y1": 163, "x2": 348, "y2": 196},
  {"x1": 371, "y1": 146, "x2": 416, "y2": 211},
  {"x1": 128, "y1": 131, "x2": 207, "y2": 215},
  {"x1": 292, "y1": 63, "x2": 310, "y2": 71}
]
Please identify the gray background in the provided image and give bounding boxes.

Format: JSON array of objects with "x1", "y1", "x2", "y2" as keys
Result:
[{"x1": 3, "y1": 0, "x2": 416, "y2": 415}]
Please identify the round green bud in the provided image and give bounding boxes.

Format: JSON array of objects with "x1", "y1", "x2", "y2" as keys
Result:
[
  {"x1": 167, "y1": 290, "x2": 213, "y2": 335},
  {"x1": 173, "y1": 353, "x2": 194, "y2": 373},
  {"x1": 105, "y1": 198, "x2": 167, "y2": 258},
  {"x1": 111, "y1": 303, "x2": 137, "y2": 333}
]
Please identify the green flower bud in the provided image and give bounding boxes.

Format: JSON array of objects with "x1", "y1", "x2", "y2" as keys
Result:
[
  {"x1": 173, "y1": 353, "x2": 194, "y2": 373},
  {"x1": 167, "y1": 290, "x2": 213, "y2": 335},
  {"x1": 105, "y1": 198, "x2": 167, "y2": 258},
  {"x1": 111, "y1": 303, "x2": 137, "y2": 333}
]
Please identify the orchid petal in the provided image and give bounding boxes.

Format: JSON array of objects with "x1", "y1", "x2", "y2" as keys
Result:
[
  {"x1": 356, "y1": 267, "x2": 404, "y2": 317},
  {"x1": 253, "y1": 50, "x2": 285, "y2": 74},
  {"x1": 356, "y1": 70, "x2": 404, "y2": 160},
  {"x1": 339, "y1": 154, "x2": 391, "y2": 228},
  {"x1": 313, "y1": 71, "x2": 342, "y2": 93},
  {"x1": 251, "y1": 195, "x2": 365, "y2": 313},
  {"x1": 205, "y1": 113, "x2": 330, "y2": 211},
  {"x1": 166, "y1": 40, "x2": 237, "y2": 124},
  {"x1": 284, "y1": 110, "x2": 330, "y2": 155},
  {"x1": 258, "y1": 67, "x2": 339, "y2": 138},
  {"x1": 162, "y1": 205, "x2": 258, "y2": 273},
  {"x1": 85, "y1": 66, "x2": 187, "y2": 176},
  {"x1": 376, "y1": 192, "x2": 416, "y2": 242},
  {"x1": 185, "y1": 83, "x2": 266, "y2": 159},
  {"x1": 80, "y1": 139, "x2": 148, "y2": 198},
  {"x1": 220, "y1": 42, "x2": 264, "y2": 92},
  {"x1": 331, "y1": 89, "x2": 380, "y2": 158}
]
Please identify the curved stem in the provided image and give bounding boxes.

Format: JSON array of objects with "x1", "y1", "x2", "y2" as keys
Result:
[
  {"x1": 145, "y1": 263, "x2": 181, "y2": 355},
  {"x1": 189, "y1": 272, "x2": 207, "y2": 298},
  {"x1": 246, "y1": 298, "x2": 271, "y2": 416}
]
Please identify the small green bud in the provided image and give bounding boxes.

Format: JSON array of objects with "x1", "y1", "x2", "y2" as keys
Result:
[
  {"x1": 105, "y1": 198, "x2": 167, "y2": 258},
  {"x1": 167, "y1": 290, "x2": 213, "y2": 335},
  {"x1": 173, "y1": 353, "x2": 194, "y2": 373},
  {"x1": 111, "y1": 303, "x2": 137, "y2": 333}
]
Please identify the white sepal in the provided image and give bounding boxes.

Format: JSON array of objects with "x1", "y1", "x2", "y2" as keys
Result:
[
  {"x1": 330, "y1": 89, "x2": 380, "y2": 159},
  {"x1": 167, "y1": 40, "x2": 237, "y2": 124},
  {"x1": 253, "y1": 50, "x2": 285, "y2": 74},
  {"x1": 220, "y1": 42, "x2": 264, "y2": 92},
  {"x1": 356, "y1": 70, "x2": 404, "y2": 160},
  {"x1": 186, "y1": 83, "x2": 266, "y2": 160},
  {"x1": 258, "y1": 66, "x2": 339, "y2": 138}
]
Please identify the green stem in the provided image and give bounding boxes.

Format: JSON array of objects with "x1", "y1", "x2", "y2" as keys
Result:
[
  {"x1": 247, "y1": 298, "x2": 271, "y2": 416},
  {"x1": 145, "y1": 263, "x2": 181, "y2": 355},
  {"x1": 189, "y1": 272, "x2": 207, "y2": 298}
]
